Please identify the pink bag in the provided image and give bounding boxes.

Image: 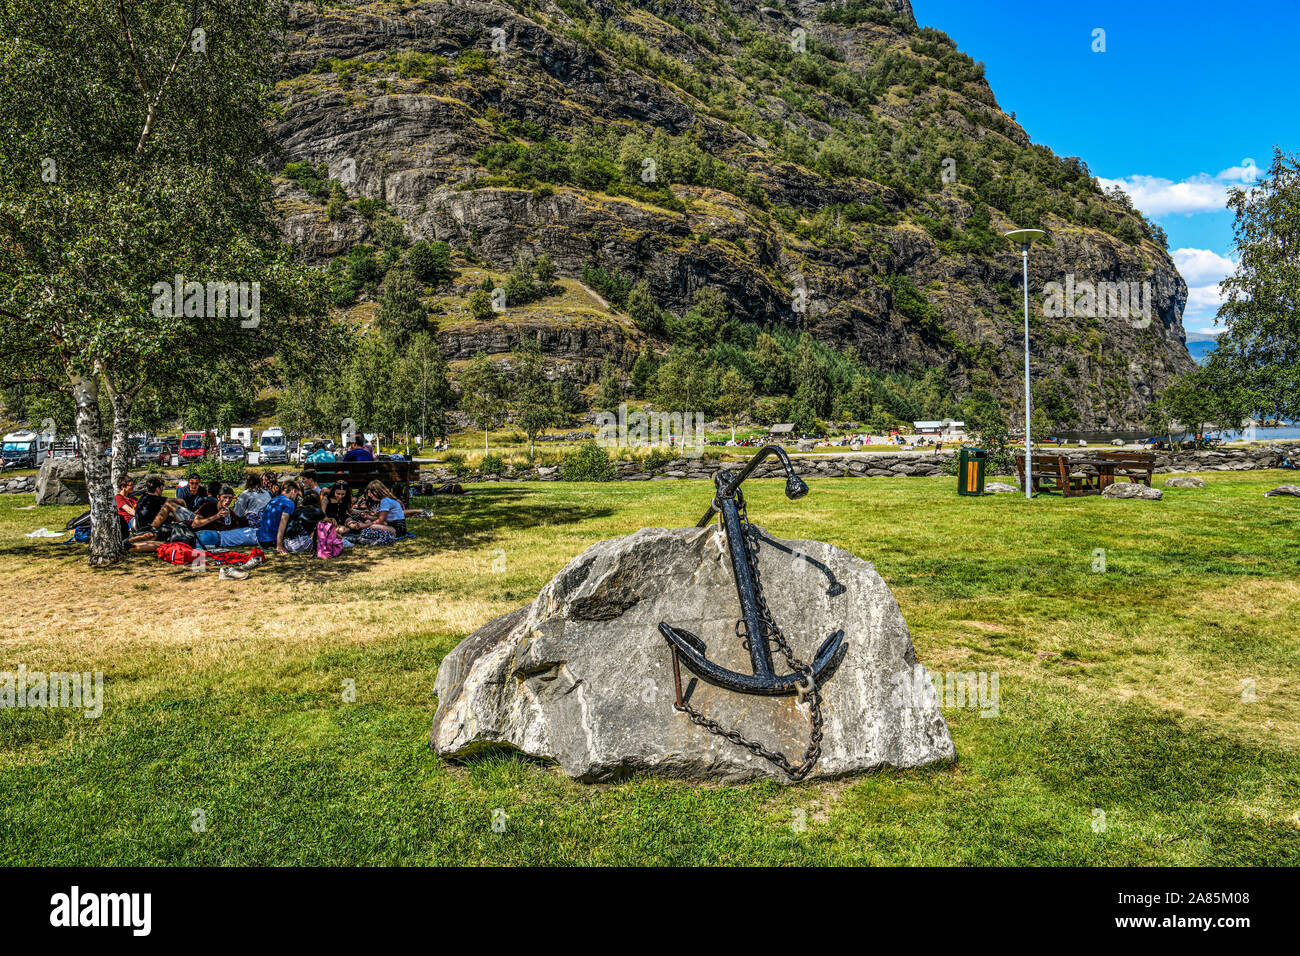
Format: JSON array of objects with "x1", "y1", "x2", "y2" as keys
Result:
[{"x1": 316, "y1": 521, "x2": 343, "y2": 559}]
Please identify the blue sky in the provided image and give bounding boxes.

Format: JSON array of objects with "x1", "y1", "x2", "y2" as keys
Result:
[{"x1": 914, "y1": 0, "x2": 1300, "y2": 333}]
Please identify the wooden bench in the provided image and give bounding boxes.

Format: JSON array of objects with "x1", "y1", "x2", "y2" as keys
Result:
[
  {"x1": 300, "y1": 459, "x2": 419, "y2": 504},
  {"x1": 1015, "y1": 454, "x2": 1099, "y2": 497},
  {"x1": 1088, "y1": 451, "x2": 1156, "y2": 487}
]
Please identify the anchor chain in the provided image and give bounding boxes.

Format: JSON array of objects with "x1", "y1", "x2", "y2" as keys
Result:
[{"x1": 673, "y1": 488, "x2": 825, "y2": 780}]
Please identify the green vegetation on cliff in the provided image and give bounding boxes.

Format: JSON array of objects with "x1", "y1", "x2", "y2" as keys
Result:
[{"x1": 272, "y1": 0, "x2": 1194, "y2": 428}]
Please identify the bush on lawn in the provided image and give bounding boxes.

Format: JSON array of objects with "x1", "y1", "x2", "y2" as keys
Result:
[
  {"x1": 562, "y1": 441, "x2": 615, "y2": 481},
  {"x1": 184, "y1": 459, "x2": 246, "y2": 485}
]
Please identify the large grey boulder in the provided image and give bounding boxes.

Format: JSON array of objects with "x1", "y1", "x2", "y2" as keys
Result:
[
  {"x1": 1264, "y1": 484, "x2": 1300, "y2": 497},
  {"x1": 1164, "y1": 476, "x2": 1205, "y2": 488},
  {"x1": 35, "y1": 456, "x2": 89, "y2": 506},
  {"x1": 984, "y1": 481, "x2": 1019, "y2": 494},
  {"x1": 431, "y1": 525, "x2": 955, "y2": 783},
  {"x1": 1103, "y1": 482, "x2": 1162, "y2": 500}
]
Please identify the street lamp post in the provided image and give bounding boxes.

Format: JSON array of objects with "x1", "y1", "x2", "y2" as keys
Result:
[{"x1": 1005, "y1": 228, "x2": 1045, "y2": 500}]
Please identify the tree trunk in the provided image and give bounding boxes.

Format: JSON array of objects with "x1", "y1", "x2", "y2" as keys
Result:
[
  {"x1": 72, "y1": 375, "x2": 122, "y2": 566},
  {"x1": 107, "y1": 387, "x2": 135, "y2": 490}
]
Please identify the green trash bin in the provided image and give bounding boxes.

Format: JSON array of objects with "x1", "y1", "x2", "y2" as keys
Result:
[{"x1": 958, "y1": 447, "x2": 987, "y2": 496}]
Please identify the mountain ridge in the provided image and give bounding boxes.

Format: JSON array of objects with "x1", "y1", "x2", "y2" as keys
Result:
[{"x1": 272, "y1": 0, "x2": 1195, "y2": 428}]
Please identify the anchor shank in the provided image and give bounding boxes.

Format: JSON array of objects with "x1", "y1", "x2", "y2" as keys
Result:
[{"x1": 717, "y1": 495, "x2": 775, "y2": 681}]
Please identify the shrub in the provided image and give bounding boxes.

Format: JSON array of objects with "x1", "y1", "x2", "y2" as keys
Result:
[
  {"x1": 534, "y1": 252, "x2": 556, "y2": 288},
  {"x1": 326, "y1": 181, "x2": 347, "y2": 221},
  {"x1": 184, "y1": 459, "x2": 245, "y2": 485},
  {"x1": 373, "y1": 215, "x2": 408, "y2": 249},
  {"x1": 561, "y1": 440, "x2": 615, "y2": 481},
  {"x1": 627, "y1": 280, "x2": 664, "y2": 334},
  {"x1": 456, "y1": 49, "x2": 493, "y2": 76},
  {"x1": 644, "y1": 446, "x2": 672, "y2": 470},
  {"x1": 478, "y1": 453, "x2": 506, "y2": 476},
  {"x1": 282, "y1": 161, "x2": 331, "y2": 199},
  {"x1": 408, "y1": 240, "x2": 453, "y2": 285},
  {"x1": 443, "y1": 451, "x2": 467, "y2": 474},
  {"x1": 581, "y1": 262, "x2": 634, "y2": 308},
  {"x1": 468, "y1": 289, "x2": 495, "y2": 320},
  {"x1": 345, "y1": 244, "x2": 385, "y2": 289},
  {"x1": 351, "y1": 196, "x2": 385, "y2": 219}
]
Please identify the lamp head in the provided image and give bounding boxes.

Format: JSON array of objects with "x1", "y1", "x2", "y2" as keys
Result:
[
  {"x1": 1004, "y1": 228, "x2": 1046, "y2": 247},
  {"x1": 785, "y1": 474, "x2": 809, "y2": 500}
]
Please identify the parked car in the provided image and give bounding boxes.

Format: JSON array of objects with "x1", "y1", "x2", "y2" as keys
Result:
[
  {"x1": 218, "y1": 442, "x2": 247, "y2": 463},
  {"x1": 135, "y1": 442, "x2": 168, "y2": 466}
]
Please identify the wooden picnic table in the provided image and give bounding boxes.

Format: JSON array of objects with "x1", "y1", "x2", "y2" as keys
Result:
[
  {"x1": 1015, "y1": 454, "x2": 1100, "y2": 497},
  {"x1": 1072, "y1": 458, "x2": 1119, "y2": 489},
  {"x1": 1072, "y1": 452, "x2": 1156, "y2": 489}
]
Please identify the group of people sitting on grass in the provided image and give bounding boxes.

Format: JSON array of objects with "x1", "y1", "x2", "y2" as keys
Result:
[{"x1": 113, "y1": 471, "x2": 408, "y2": 558}]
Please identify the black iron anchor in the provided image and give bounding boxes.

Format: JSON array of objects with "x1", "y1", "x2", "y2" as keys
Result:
[{"x1": 658, "y1": 445, "x2": 848, "y2": 778}]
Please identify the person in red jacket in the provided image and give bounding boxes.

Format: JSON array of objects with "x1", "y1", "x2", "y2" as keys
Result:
[{"x1": 114, "y1": 476, "x2": 138, "y2": 538}]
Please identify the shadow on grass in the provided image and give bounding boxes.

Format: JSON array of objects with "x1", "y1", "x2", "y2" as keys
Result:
[{"x1": 0, "y1": 485, "x2": 614, "y2": 584}]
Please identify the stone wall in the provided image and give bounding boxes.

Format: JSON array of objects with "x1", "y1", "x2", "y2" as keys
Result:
[
  {"x1": 0, "y1": 474, "x2": 37, "y2": 494},
  {"x1": 2, "y1": 443, "x2": 1293, "y2": 494},
  {"x1": 421, "y1": 442, "x2": 1299, "y2": 485}
]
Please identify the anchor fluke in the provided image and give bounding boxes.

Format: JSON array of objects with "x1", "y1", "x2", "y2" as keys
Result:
[{"x1": 662, "y1": 623, "x2": 846, "y2": 696}]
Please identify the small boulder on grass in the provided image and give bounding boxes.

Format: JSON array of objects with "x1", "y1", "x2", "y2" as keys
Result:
[
  {"x1": 1103, "y1": 483, "x2": 1162, "y2": 500},
  {"x1": 984, "y1": 481, "x2": 1019, "y2": 494},
  {"x1": 1164, "y1": 476, "x2": 1206, "y2": 488},
  {"x1": 1264, "y1": 484, "x2": 1300, "y2": 497}
]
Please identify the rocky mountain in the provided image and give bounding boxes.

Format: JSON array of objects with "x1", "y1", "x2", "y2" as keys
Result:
[{"x1": 272, "y1": 0, "x2": 1195, "y2": 427}]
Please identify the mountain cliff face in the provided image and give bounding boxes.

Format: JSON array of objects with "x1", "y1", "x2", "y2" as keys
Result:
[{"x1": 273, "y1": 0, "x2": 1195, "y2": 427}]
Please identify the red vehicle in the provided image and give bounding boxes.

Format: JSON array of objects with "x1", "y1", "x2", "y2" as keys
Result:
[{"x1": 179, "y1": 431, "x2": 208, "y2": 461}]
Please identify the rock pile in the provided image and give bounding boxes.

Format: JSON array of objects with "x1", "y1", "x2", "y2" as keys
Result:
[{"x1": 0, "y1": 474, "x2": 37, "y2": 495}]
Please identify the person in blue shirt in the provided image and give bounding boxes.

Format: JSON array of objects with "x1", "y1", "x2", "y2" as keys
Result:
[
  {"x1": 258, "y1": 480, "x2": 300, "y2": 553},
  {"x1": 176, "y1": 474, "x2": 202, "y2": 509},
  {"x1": 342, "y1": 436, "x2": 374, "y2": 462},
  {"x1": 306, "y1": 442, "x2": 335, "y2": 463}
]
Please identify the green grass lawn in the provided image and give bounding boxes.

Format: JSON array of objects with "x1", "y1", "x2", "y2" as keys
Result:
[{"x1": 1, "y1": 472, "x2": 1298, "y2": 865}]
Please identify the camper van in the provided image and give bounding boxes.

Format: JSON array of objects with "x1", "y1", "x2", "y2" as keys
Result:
[
  {"x1": 1, "y1": 430, "x2": 52, "y2": 470},
  {"x1": 259, "y1": 426, "x2": 288, "y2": 464}
]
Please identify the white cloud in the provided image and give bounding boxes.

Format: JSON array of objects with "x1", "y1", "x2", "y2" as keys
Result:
[
  {"x1": 1172, "y1": 247, "x2": 1236, "y2": 286},
  {"x1": 1097, "y1": 162, "x2": 1258, "y2": 217},
  {"x1": 1170, "y1": 248, "x2": 1237, "y2": 321},
  {"x1": 1185, "y1": 283, "x2": 1228, "y2": 317},
  {"x1": 1097, "y1": 174, "x2": 1228, "y2": 216},
  {"x1": 1215, "y1": 160, "x2": 1261, "y2": 183}
]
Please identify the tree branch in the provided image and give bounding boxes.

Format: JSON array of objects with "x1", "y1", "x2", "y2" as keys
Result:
[
  {"x1": 134, "y1": 1, "x2": 204, "y2": 156},
  {"x1": 117, "y1": 0, "x2": 150, "y2": 96}
]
